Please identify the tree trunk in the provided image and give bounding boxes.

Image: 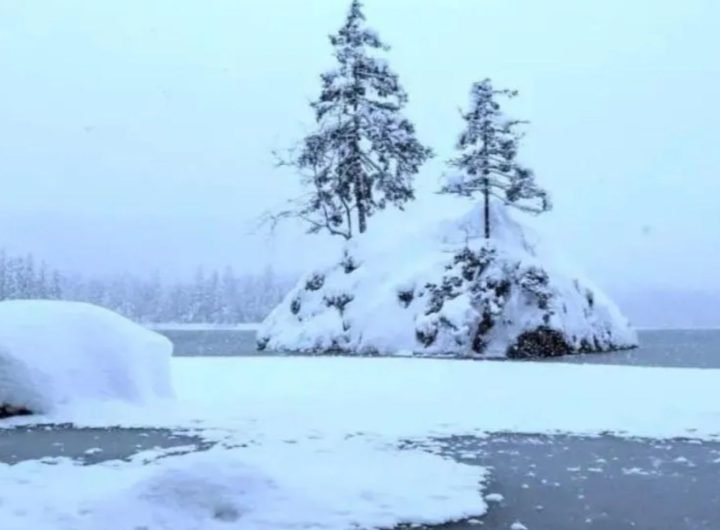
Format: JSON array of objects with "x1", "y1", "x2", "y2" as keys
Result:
[
  {"x1": 483, "y1": 176, "x2": 490, "y2": 239},
  {"x1": 357, "y1": 201, "x2": 367, "y2": 234},
  {"x1": 481, "y1": 123, "x2": 491, "y2": 240},
  {"x1": 351, "y1": 61, "x2": 367, "y2": 236}
]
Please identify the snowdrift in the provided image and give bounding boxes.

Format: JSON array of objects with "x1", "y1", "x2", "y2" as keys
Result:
[
  {"x1": 0, "y1": 301, "x2": 173, "y2": 417},
  {"x1": 258, "y1": 201, "x2": 638, "y2": 357}
]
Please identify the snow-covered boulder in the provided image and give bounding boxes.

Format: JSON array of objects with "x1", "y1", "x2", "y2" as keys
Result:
[
  {"x1": 258, "y1": 201, "x2": 638, "y2": 357},
  {"x1": 0, "y1": 301, "x2": 173, "y2": 417}
]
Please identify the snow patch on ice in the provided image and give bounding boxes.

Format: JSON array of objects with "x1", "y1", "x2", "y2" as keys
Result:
[{"x1": 0, "y1": 439, "x2": 487, "y2": 530}]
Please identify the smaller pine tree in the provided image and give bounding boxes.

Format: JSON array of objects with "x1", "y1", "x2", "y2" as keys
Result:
[{"x1": 442, "y1": 79, "x2": 551, "y2": 239}]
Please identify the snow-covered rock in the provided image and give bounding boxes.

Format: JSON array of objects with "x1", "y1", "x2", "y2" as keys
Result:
[
  {"x1": 0, "y1": 301, "x2": 173, "y2": 416},
  {"x1": 258, "y1": 201, "x2": 637, "y2": 357}
]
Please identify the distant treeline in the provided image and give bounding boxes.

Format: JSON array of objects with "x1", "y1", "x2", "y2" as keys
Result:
[{"x1": 0, "y1": 250, "x2": 293, "y2": 323}]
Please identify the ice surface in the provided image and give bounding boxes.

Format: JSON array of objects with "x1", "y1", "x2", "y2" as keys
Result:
[
  {"x1": 0, "y1": 300, "x2": 173, "y2": 414},
  {"x1": 259, "y1": 200, "x2": 638, "y2": 356}
]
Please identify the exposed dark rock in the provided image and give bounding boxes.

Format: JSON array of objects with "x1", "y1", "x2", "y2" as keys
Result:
[
  {"x1": 290, "y1": 297, "x2": 302, "y2": 315},
  {"x1": 0, "y1": 404, "x2": 32, "y2": 419},
  {"x1": 256, "y1": 335, "x2": 269, "y2": 351},
  {"x1": 507, "y1": 326, "x2": 573, "y2": 358}
]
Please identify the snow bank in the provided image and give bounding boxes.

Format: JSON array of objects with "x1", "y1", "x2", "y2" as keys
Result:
[
  {"x1": 164, "y1": 357, "x2": 720, "y2": 441},
  {"x1": 259, "y1": 200, "x2": 638, "y2": 357},
  {"x1": 0, "y1": 441, "x2": 486, "y2": 530},
  {"x1": 11, "y1": 355, "x2": 720, "y2": 441},
  {"x1": 0, "y1": 301, "x2": 173, "y2": 416}
]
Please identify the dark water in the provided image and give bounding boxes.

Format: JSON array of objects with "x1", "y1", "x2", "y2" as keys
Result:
[
  {"x1": 0, "y1": 425, "x2": 209, "y2": 465},
  {"x1": 545, "y1": 329, "x2": 720, "y2": 368},
  {"x1": 159, "y1": 329, "x2": 258, "y2": 357},
  {"x1": 410, "y1": 434, "x2": 720, "y2": 530},
  {"x1": 161, "y1": 328, "x2": 720, "y2": 368}
]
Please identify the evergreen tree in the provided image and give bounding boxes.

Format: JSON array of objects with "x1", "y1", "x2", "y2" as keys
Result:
[
  {"x1": 0, "y1": 247, "x2": 293, "y2": 323},
  {"x1": 49, "y1": 271, "x2": 63, "y2": 299},
  {"x1": 283, "y1": 0, "x2": 432, "y2": 238},
  {"x1": 0, "y1": 250, "x2": 7, "y2": 300},
  {"x1": 441, "y1": 79, "x2": 551, "y2": 238},
  {"x1": 5, "y1": 257, "x2": 22, "y2": 299},
  {"x1": 21, "y1": 254, "x2": 35, "y2": 297},
  {"x1": 220, "y1": 266, "x2": 240, "y2": 323},
  {"x1": 36, "y1": 262, "x2": 49, "y2": 298}
]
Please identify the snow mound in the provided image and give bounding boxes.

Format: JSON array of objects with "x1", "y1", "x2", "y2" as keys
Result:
[
  {"x1": 259, "y1": 201, "x2": 637, "y2": 357},
  {"x1": 0, "y1": 301, "x2": 173, "y2": 416},
  {"x1": 0, "y1": 441, "x2": 486, "y2": 530}
]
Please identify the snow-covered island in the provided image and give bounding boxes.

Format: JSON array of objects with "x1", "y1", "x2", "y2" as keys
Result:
[
  {"x1": 258, "y1": 202, "x2": 638, "y2": 357},
  {"x1": 258, "y1": 5, "x2": 637, "y2": 358},
  {"x1": 0, "y1": 300, "x2": 173, "y2": 418}
]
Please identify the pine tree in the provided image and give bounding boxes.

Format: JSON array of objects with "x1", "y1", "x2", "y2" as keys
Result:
[
  {"x1": 441, "y1": 79, "x2": 551, "y2": 239},
  {"x1": 36, "y1": 262, "x2": 49, "y2": 298},
  {"x1": 282, "y1": 0, "x2": 432, "y2": 238},
  {"x1": 49, "y1": 271, "x2": 63, "y2": 299},
  {"x1": 5, "y1": 257, "x2": 22, "y2": 299},
  {"x1": 220, "y1": 266, "x2": 240, "y2": 323},
  {"x1": 0, "y1": 250, "x2": 7, "y2": 300}
]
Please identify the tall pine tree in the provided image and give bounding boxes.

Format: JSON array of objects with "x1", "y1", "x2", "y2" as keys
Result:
[
  {"x1": 442, "y1": 79, "x2": 551, "y2": 239},
  {"x1": 284, "y1": 0, "x2": 432, "y2": 238}
]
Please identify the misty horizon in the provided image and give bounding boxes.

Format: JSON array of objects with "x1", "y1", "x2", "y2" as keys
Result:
[{"x1": 2, "y1": 0, "x2": 719, "y2": 322}]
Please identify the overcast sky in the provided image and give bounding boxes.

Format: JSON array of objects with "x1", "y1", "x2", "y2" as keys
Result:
[{"x1": 1, "y1": 0, "x2": 718, "y2": 295}]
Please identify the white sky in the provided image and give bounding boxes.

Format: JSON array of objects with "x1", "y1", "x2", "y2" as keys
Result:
[{"x1": 1, "y1": 0, "x2": 718, "y2": 294}]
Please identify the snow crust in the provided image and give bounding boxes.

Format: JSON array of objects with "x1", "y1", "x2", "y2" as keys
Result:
[
  {"x1": 0, "y1": 300, "x2": 173, "y2": 414},
  {"x1": 0, "y1": 440, "x2": 486, "y2": 530},
  {"x1": 259, "y1": 201, "x2": 638, "y2": 356}
]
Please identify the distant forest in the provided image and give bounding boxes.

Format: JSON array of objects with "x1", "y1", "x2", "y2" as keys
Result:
[{"x1": 0, "y1": 250, "x2": 293, "y2": 323}]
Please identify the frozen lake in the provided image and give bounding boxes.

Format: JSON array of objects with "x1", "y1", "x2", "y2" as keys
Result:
[
  {"x1": 2, "y1": 426, "x2": 719, "y2": 530},
  {"x1": 160, "y1": 328, "x2": 720, "y2": 368},
  {"x1": 3, "y1": 329, "x2": 719, "y2": 529}
]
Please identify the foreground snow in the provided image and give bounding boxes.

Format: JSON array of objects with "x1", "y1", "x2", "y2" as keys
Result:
[
  {"x1": 0, "y1": 440, "x2": 485, "y2": 530},
  {"x1": 9, "y1": 357, "x2": 719, "y2": 441},
  {"x1": 0, "y1": 301, "x2": 173, "y2": 415},
  {"x1": 175, "y1": 358, "x2": 720, "y2": 440},
  {"x1": 259, "y1": 201, "x2": 637, "y2": 357},
  {"x1": 2, "y1": 356, "x2": 719, "y2": 529}
]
